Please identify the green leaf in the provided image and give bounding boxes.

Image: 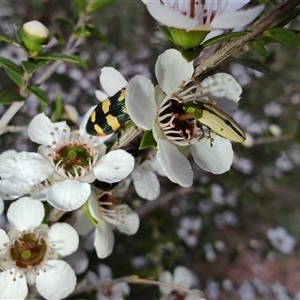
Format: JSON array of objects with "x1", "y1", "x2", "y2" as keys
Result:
[
  {"x1": 232, "y1": 58, "x2": 272, "y2": 75},
  {"x1": 0, "y1": 91, "x2": 24, "y2": 104},
  {"x1": 268, "y1": 0, "x2": 278, "y2": 5},
  {"x1": 0, "y1": 30, "x2": 19, "y2": 45},
  {"x1": 0, "y1": 56, "x2": 23, "y2": 74},
  {"x1": 21, "y1": 60, "x2": 48, "y2": 73},
  {"x1": 36, "y1": 52, "x2": 87, "y2": 68},
  {"x1": 73, "y1": 0, "x2": 87, "y2": 15},
  {"x1": 250, "y1": 40, "x2": 268, "y2": 57},
  {"x1": 15, "y1": 28, "x2": 23, "y2": 45},
  {"x1": 202, "y1": 31, "x2": 247, "y2": 48},
  {"x1": 87, "y1": 0, "x2": 113, "y2": 13},
  {"x1": 139, "y1": 130, "x2": 157, "y2": 150},
  {"x1": 265, "y1": 28, "x2": 299, "y2": 47},
  {"x1": 51, "y1": 92, "x2": 63, "y2": 122},
  {"x1": 5, "y1": 69, "x2": 23, "y2": 86},
  {"x1": 84, "y1": 24, "x2": 106, "y2": 43},
  {"x1": 73, "y1": 25, "x2": 91, "y2": 38},
  {"x1": 26, "y1": 86, "x2": 48, "y2": 103},
  {"x1": 54, "y1": 18, "x2": 74, "y2": 30}
]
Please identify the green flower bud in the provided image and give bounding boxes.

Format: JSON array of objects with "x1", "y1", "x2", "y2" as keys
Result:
[
  {"x1": 21, "y1": 20, "x2": 49, "y2": 55},
  {"x1": 168, "y1": 27, "x2": 209, "y2": 50}
]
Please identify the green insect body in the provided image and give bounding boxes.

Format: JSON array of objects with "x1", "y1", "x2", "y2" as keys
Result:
[{"x1": 184, "y1": 101, "x2": 246, "y2": 143}]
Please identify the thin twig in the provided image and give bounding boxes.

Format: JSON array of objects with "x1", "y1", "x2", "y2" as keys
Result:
[
  {"x1": 71, "y1": 275, "x2": 207, "y2": 299},
  {"x1": 252, "y1": 134, "x2": 292, "y2": 146},
  {"x1": 194, "y1": 0, "x2": 300, "y2": 78}
]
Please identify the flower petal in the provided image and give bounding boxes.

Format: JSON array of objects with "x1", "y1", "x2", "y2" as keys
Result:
[
  {"x1": 198, "y1": 73, "x2": 242, "y2": 115},
  {"x1": 7, "y1": 197, "x2": 44, "y2": 231},
  {"x1": 0, "y1": 228, "x2": 10, "y2": 248},
  {"x1": 36, "y1": 260, "x2": 76, "y2": 300},
  {"x1": 157, "y1": 139, "x2": 193, "y2": 187},
  {"x1": 126, "y1": 75, "x2": 157, "y2": 130},
  {"x1": 95, "y1": 90, "x2": 109, "y2": 101},
  {"x1": 28, "y1": 113, "x2": 70, "y2": 146},
  {"x1": 47, "y1": 179, "x2": 91, "y2": 211},
  {"x1": 0, "y1": 152, "x2": 53, "y2": 185},
  {"x1": 100, "y1": 67, "x2": 128, "y2": 96},
  {"x1": 94, "y1": 150, "x2": 134, "y2": 183},
  {"x1": 211, "y1": 5, "x2": 264, "y2": 29},
  {"x1": 159, "y1": 270, "x2": 173, "y2": 294},
  {"x1": 131, "y1": 168, "x2": 160, "y2": 200},
  {"x1": 190, "y1": 136, "x2": 233, "y2": 174},
  {"x1": 94, "y1": 219, "x2": 115, "y2": 258},
  {"x1": 0, "y1": 269, "x2": 28, "y2": 299},
  {"x1": 173, "y1": 266, "x2": 194, "y2": 288},
  {"x1": 155, "y1": 49, "x2": 194, "y2": 95},
  {"x1": 209, "y1": 0, "x2": 250, "y2": 14},
  {"x1": 64, "y1": 249, "x2": 89, "y2": 275},
  {"x1": 0, "y1": 149, "x2": 17, "y2": 164},
  {"x1": 143, "y1": 1, "x2": 198, "y2": 29},
  {"x1": 114, "y1": 204, "x2": 140, "y2": 235},
  {"x1": 48, "y1": 223, "x2": 79, "y2": 256}
]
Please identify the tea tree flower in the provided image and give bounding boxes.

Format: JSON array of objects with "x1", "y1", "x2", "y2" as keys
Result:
[
  {"x1": 142, "y1": 0, "x2": 264, "y2": 31},
  {"x1": 267, "y1": 227, "x2": 296, "y2": 254},
  {"x1": 176, "y1": 216, "x2": 202, "y2": 247},
  {"x1": 0, "y1": 197, "x2": 79, "y2": 300},
  {"x1": 126, "y1": 49, "x2": 241, "y2": 187},
  {"x1": 75, "y1": 188, "x2": 140, "y2": 258},
  {"x1": 159, "y1": 266, "x2": 203, "y2": 300},
  {"x1": 87, "y1": 263, "x2": 130, "y2": 299},
  {"x1": 0, "y1": 113, "x2": 134, "y2": 211}
]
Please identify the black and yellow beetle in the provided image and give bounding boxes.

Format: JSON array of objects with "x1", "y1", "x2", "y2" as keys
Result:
[
  {"x1": 86, "y1": 88, "x2": 131, "y2": 136},
  {"x1": 184, "y1": 101, "x2": 246, "y2": 143}
]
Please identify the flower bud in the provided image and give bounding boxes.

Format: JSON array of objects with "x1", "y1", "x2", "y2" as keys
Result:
[
  {"x1": 168, "y1": 27, "x2": 209, "y2": 49},
  {"x1": 21, "y1": 20, "x2": 49, "y2": 55}
]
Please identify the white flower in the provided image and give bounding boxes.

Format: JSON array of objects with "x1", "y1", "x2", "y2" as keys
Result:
[
  {"x1": 142, "y1": 0, "x2": 264, "y2": 31},
  {"x1": 267, "y1": 227, "x2": 296, "y2": 254},
  {"x1": 0, "y1": 197, "x2": 79, "y2": 300},
  {"x1": 131, "y1": 149, "x2": 166, "y2": 201},
  {"x1": 0, "y1": 113, "x2": 135, "y2": 211},
  {"x1": 159, "y1": 266, "x2": 203, "y2": 300},
  {"x1": 176, "y1": 216, "x2": 202, "y2": 247},
  {"x1": 87, "y1": 263, "x2": 130, "y2": 300},
  {"x1": 86, "y1": 188, "x2": 140, "y2": 258},
  {"x1": 126, "y1": 49, "x2": 241, "y2": 187}
]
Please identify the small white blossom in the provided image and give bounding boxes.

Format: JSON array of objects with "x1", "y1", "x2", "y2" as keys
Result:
[
  {"x1": 204, "y1": 243, "x2": 216, "y2": 262},
  {"x1": 267, "y1": 227, "x2": 296, "y2": 254},
  {"x1": 87, "y1": 263, "x2": 130, "y2": 300},
  {"x1": 126, "y1": 49, "x2": 241, "y2": 187},
  {"x1": 205, "y1": 280, "x2": 220, "y2": 300},
  {"x1": 23, "y1": 20, "x2": 49, "y2": 39},
  {"x1": 238, "y1": 282, "x2": 255, "y2": 300},
  {"x1": 159, "y1": 266, "x2": 203, "y2": 300},
  {"x1": 142, "y1": 0, "x2": 264, "y2": 31},
  {"x1": 0, "y1": 197, "x2": 79, "y2": 300},
  {"x1": 271, "y1": 282, "x2": 290, "y2": 300},
  {"x1": 81, "y1": 188, "x2": 140, "y2": 259},
  {"x1": 177, "y1": 216, "x2": 202, "y2": 247}
]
